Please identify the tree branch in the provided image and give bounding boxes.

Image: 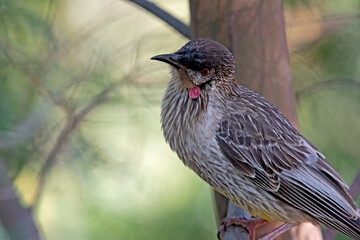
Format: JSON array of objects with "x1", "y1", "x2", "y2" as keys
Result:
[
  {"x1": 222, "y1": 202, "x2": 251, "y2": 240},
  {"x1": 32, "y1": 80, "x2": 122, "y2": 208},
  {"x1": 0, "y1": 40, "x2": 73, "y2": 116},
  {"x1": 213, "y1": 191, "x2": 228, "y2": 226},
  {"x1": 127, "y1": 0, "x2": 190, "y2": 39},
  {"x1": 1, "y1": 29, "x2": 127, "y2": 208},
  {"x1": 32, "y1": 117, "x2": 76, "y2": 208}
]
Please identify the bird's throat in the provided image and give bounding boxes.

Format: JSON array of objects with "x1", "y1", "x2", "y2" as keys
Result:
[{"x1": 189, "y1": 86, "x2": 201, "y2": 99}]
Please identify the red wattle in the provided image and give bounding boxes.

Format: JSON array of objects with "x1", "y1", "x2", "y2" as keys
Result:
[{"x1": 189, "y1": 87, "x2": 201, "y2": 99}]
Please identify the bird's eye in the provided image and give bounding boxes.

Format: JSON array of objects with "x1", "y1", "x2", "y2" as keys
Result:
[{"x1": 201, "y1": 69, "x2": 211, "y2": 76}]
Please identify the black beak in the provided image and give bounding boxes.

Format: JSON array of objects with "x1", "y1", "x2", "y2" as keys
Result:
[{"x1": 151, "y1": 53, "x2": 183, "y2": 69}]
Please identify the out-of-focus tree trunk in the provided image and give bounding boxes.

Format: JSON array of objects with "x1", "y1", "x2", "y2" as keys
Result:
[
  {"x1": 0, "y1": 160, "x2": 41, "y2": 240},
  {"x1": 190, "y1": 0, "x2": 322, "y2": 239}
]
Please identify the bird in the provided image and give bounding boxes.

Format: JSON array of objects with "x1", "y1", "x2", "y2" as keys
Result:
[{"x1": 151, "y1": 38, "x2": 360, "y2": 240}]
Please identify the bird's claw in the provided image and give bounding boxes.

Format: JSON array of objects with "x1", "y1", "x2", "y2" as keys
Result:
[
  {"x1": 217, "y1": 218, "x2": 234, "y2": 239},
  {"x1": 217, "y1": 217, "x2": 267, "y2": 240}
]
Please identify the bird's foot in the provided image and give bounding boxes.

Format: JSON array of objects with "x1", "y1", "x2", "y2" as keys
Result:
[
  {"x1": 217, "y1": 217, "x2": 267, "y2": 240},
  {"x1": 258, "y1": 222, "x2": 298, "y2": 240}
]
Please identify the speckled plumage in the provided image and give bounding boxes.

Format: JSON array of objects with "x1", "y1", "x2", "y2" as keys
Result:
[{"x1": 153, "y1": 38, "x2": 360, "y2": 239}]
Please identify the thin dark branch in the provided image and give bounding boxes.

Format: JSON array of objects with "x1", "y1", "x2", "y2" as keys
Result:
[
  {"x1": 127, "y1": 0, "x2": 190, "y2": 39},
  {"x1": 32, "y1": 118, "x2": 76, "y2": 208},
  {"x1": 296, "y1": 79, "x2": 360, "y2": 100},
  {"x1": 0, "y1": 40, "x2": 73, "y2": 116},
  {"x1": 1, "y1": 30, "x2": 126, "y2": 208},
  {"x1": 323, "y1": 169, "x2": 360, "y2": 240},
  {"x1": 76, "y1": 83, "x2": 117, "y2": 121},
  {"x1": 32, "y1": 80, "x2": 123, "y2": 208}
]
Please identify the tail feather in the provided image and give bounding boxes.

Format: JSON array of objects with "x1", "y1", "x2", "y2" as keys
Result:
[
  {"x1": 320, "y1": 214, "x2": 360, "y2": 240},
  {"x1": 273, "y1": 170, "x2": 360, "y2": 240}
]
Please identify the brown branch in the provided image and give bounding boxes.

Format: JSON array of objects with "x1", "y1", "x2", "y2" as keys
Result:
[
  {"x1": 0, "y1": 160, "x2": 41, "y2": 240},
  {"x1": 323, "y1": 170, "x2": 360, "y2": 240},
  {"x1": 1, "y1": 32, "x2": 126, "y2": 207},
  {"x1": 213, "y1": 192, "x2": 228, "y2": 226},
  {"x1": 32, "y1": 80, "x2": 122, "y2": 208},
  {"x1": 222, "y1": 202, "x2": 251, "y2": 240},
  {"x1": 0, "y1": 40, "x2": 73, "y2": 116},
  {"x1": 32, "y1": 116, "x2": 76, "y2": 207},
  {"x1": 76, "y1": 82, "x2": 118, "y2": 121},
  {"x1": 296, "y1": 78, "x2": 360, "y2": 100},
  {"x1": 127, "y1": 0, "x2": 190, "y2": 38}
]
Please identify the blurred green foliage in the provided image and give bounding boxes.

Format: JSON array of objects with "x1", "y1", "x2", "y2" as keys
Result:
[{"x1": 0, "y1": 0, "x2": 359, "y2": 240}]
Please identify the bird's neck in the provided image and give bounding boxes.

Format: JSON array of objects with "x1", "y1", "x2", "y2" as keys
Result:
[{"x1": 161, "y1": 74, "x2": 209, "y2": 153}]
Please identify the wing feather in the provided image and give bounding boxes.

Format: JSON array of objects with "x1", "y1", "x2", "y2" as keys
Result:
[{"x1": 215, "y1": 112, "x2": 359, "y2": 237}]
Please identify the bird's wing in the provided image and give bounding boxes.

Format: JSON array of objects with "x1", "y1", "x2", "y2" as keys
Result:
[
  {"x1": 216, "y1": 112, "x2": 312, "y2": 191},
  {"x1": 215, "y1": 112, "x2": 360, "y2": 236}
]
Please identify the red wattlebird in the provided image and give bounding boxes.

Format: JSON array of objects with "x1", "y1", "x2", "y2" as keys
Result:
[{"x1": 152, "y1": 38, "x2": 360, "y2": 240}]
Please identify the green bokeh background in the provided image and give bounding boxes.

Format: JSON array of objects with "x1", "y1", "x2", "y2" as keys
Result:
[{"x1": 0, "y1": 0, "x2": 359, "y2": 239}]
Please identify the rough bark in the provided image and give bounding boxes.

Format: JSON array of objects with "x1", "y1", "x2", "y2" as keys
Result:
[{"x1": 190, "y1": 0, "x2": 322, "y2": 239}]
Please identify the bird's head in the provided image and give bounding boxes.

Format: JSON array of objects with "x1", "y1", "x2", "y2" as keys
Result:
[{"x1": 151, "y1": 38, "x2": 236, "y2": 99}]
